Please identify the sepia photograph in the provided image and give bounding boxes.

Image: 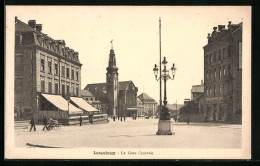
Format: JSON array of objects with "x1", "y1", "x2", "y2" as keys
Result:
[{"x1": 5, "y1": 6, "x2": 251, "y2": 159}]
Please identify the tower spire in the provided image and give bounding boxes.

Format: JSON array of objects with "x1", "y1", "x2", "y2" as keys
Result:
[{"x1": 111, "y1": 39, "x2": 113, "y2": 49}]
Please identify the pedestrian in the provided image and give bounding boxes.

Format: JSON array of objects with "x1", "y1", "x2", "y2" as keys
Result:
[
  {"x1": 187, "y1": 117, "x2": 190, "y2": 125},
  {"x1": 124, "y1": 117, "x2": 125, "y2": 121},
  {"x1": 79, "y1": 115, "x2": 82, "y2": 126},
  {"x1": 118, "y1": 116, "x2": 120, "y2": 120},
  {"x1": 120, "y1": 117, "x2": 122, "y2": 121},
  {"x1": 42, "y1": 116, "x2": 48, "y2": 131},
  {"x1": 113, "y1": 116, "x2": 115, "y2": 121},
  {"x1": 29, "y1": 117, "x2": 36, "y2": 132}
]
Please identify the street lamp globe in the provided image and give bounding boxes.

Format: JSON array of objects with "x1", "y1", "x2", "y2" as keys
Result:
[
  {"x1": 170, "y1": 63, "x2": 177, "y2": 77},
  {"x1": 153, "y1": 64, "x2": 159, "y2": 77}
]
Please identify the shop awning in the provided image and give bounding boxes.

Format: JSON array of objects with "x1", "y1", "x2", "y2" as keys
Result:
[
  {"x1": 41, "y1": 94, "x2": 83, "y2": 115},
  {"x1": 70, "y1": 97, "x2": 99, "y2": 112}
]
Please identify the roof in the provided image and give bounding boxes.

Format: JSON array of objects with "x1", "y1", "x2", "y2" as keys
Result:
[
  {"x1": 15, "y1": 18, "x2": 81, "y2": 64},
  {"x1": 167, "y1": 104, "x2": 184, "y2": 111},
  {"x1": 81, "y1": 90, "x2": 94, "y2": 97},
  {"x1": 191, "y1": 85, "x2": 204, "y2": 93},
  {"x1": 41, "y1": 94, "x2": 83, "y2": 115},
  {"x1": 84, "y1": 81, "x2": 135, "y2": 91},
  {"x1": 70, "y1": 97, "x2": 99, "y2": 112},
  {"x1": 138, "y1": 93, "x2": 157, "y2": 103},
  {"x1": 84, "y1": 81, "x2": 138, "y2": 103},
  {"x1": 16, "y1": 19, "x2": 36, "y2": 32}
]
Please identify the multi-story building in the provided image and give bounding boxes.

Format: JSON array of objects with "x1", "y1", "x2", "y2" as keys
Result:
[
  {"x1": 15, "y1": 17, "x2": 82, "y2": 120},
  {"x1": 203, "y1": 21, "x2": 242, "y2": 123},
  {"x1": 137, "y1": 93, "x2": 157, "y2": 117},
  {"x1": 84, "y1": 47, "x2": 138, "y2": 117}
]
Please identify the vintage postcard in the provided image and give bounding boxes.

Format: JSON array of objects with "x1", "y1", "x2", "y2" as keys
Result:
[{"x1": 5, "y1": 6, "x2": 251, "y2": 159}]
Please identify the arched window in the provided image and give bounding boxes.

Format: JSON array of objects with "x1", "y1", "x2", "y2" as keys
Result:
[{"x1": 228, "y1": 45, "x2": 232, "y2": 57}]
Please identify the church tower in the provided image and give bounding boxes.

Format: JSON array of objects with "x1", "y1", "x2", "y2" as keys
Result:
[{"x1": 106, "y1": 41, "x2": 119, "y2": 116}]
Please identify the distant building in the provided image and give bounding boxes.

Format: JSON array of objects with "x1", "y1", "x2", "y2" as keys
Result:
[
  {"x1": 204, "y1": 21, "x2": 242, "y2": 123},
  {"x1": 191, "y1": 80, "x2": 204, "y2": 113},
  {"x1": 137, "y1": 93, "x2": 157, "y2": 116},
  {"x1": 167, "y1": 104, "x2": 184, "y2": 117},
  {"x1": 84, "y1": 47, "x2": 138, "y2": 117},
  {"x1": 15, "y1": 17, "x2": 82, "y2": 120},
  {"x1": 81, "y1": 90, "x2": 107, "y2": 113}
]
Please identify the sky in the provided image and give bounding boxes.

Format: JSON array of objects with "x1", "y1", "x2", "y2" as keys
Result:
[{"x1": 7, "y1": 6, "x2": 250, "y2": 104}]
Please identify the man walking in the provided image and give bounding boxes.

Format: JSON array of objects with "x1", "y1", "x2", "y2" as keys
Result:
[
  {"x1": 124, "y1": 117, "x2": 126, "y2": 121},
  {"x1": 79, "y1": 115, "x2": 83, "y2": 126},
  {"x1": 42, "y1": 116, "x2": 48, "y2": 131},
  {"x1": 30, "y1": 117, "x2": 36, "y2": 132}
]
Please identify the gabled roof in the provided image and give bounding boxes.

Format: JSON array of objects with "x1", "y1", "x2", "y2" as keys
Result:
[
  {"x1": 81, "y1": 90, "x2": 94, "y2": 97},
  {"x1": 138, "y1": 93, "x2": 157, "y2": 103},
  {"x1": 84, "y1": 81, "x2": 135, "y2": 92}
]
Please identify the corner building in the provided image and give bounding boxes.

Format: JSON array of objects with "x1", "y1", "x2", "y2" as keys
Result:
[
  {"x1": 15, "y1": 18, "x2": 82, "y2": 120},
  {"x1": 203, "y1": 21, "x2": 242, "y2": 123}
]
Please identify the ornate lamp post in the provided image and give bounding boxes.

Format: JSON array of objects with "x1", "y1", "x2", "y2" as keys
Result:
[{"x1": 153, "y1": 58, "x2": 176, "y2": 135}]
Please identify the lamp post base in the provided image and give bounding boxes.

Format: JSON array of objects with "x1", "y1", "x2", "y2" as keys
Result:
[{"x1": 156, "y1": 120, "x2": 174, "y2": 135}]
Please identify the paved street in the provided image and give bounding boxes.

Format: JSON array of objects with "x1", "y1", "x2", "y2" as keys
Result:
[{"x1": 15, "y1": 118, "x2": 241, "y2": 149}]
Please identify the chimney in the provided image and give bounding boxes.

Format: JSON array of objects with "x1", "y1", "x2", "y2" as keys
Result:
[
  {"x1": 201, "y1": 80, "x2": 203, "y2": 86},
  {"x1": 36, "y1": 24, "x2": 42, "y2": 31},
  {"x1": 28, "y1": 20, "x2": 36, "y2": 29},
  {"x1": 218, "y1": 25, "x2": 225, "y2": 31},
  {"x1": 15, "y1": 16, "x2": 18, "y2": 23},
  {"x1": 213, "y1": 27, "x2": 217, "y2": 31}
]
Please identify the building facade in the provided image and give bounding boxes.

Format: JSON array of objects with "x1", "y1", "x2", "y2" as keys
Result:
[
  {"x1": 84, "y1": 47, "x2": 138, "y2": 117},
  {"x1": 81, "y1": 89, "x2": 107, "y2": 113},
  {"x1": 15, "y1": 17, "x2": 82, "y2": 120},
  {"x1": 203, "y1": 21, "x2": 242, "y2": 123},
  {"x1": 137, "y1": 93, "x2": 157, "y2": 117},
  {"x1": 191, "y1": 80, "x2": 204, "y2": 113}
]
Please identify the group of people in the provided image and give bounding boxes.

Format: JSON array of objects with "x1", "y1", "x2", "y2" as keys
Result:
[
  {"x1": 29, "y1": 117, "x2": 58, "y2": 132},
  {"x1": 112, "y1": 116, "x2": 126, "y2": 122}
]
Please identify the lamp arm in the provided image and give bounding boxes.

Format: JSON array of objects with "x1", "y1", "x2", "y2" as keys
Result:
[
  {"x1": 155, "y1": 75, "x2": 161, "y2": 81},
  {"x1": 167, "y1": 75, "x2": 175, "y2": 80}
]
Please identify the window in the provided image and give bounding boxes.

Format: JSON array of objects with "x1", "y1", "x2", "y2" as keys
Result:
[
  {"x1": 72, "y1": 84, "x2": 75, "y2": 96},
  {"x1": 223, "y1": 48, "x2": 225, "y2": 59},
  {"x1": 219, "y1": 49, "x2": 221, "y2": 61},
  {"x1": 206, "y1": 71, "x2": 209, "y2": 80},
  {"x1": 228, "y1": 64, "x2": 231, "y2": 75},
  {"x1": 41, "y1": 77, "x2": 45, "y2": 92},
  {"x1": 54, "y1": 62, "x2": 58, "y2": 75},
  {"x1": 86, "y1": 98, "x2": 88, "y2": 101},
  {"x1": 213, "y1": 52, "x2": 216, "y2": 63},
  {"x1": 214, "y1": 85, "x2": 216, "y2": 96},
  {"x1": 206, "y1": 89, "x2": 209, "y2": 96},
  {"x1": 223, "y1": 66, "x2": 226, "y2": 76},
  {"x1": 91, "y1": 98, "x2": 93, "y2": 101},
  {"x1": 66, "y1": 66, "x2": 70, "y2": 78},
  {"x1": 210, "y1": 54, "x2": 213, "y2": 64},
  {"x1": 76, "y1": 86, "x2": 79, "y2": 96},
  {"x1": 228, "y1": 45, "x2": 232, "y2": 57},
  {"x1": 48, "y1": 80, "x2": 52, "y2": 94},
  {"x1": 41, "y1": 57, "x2": 45, "y2": 72},
  {"x1": 62, "y1": 83, "x2": 65, "y2": 97},
  {"x1": 214, "y1": 70, "x2": 216, "y2": 78},
  {"x1": 48, "y1": 60, "x2": 52, "y2": 74},
  {"x1": 62, "y1": 64, "x2": 65, "y2": 77},
  {"x1": 67, "y1": 84, "x2": 70, "y2": 96},
  {"x1": 55, "y1": 81, "x2": 58, "y2": 94},
  {"x1": 71, "y1": 68, "x2": 74, "y2": 80},
  {"x1": 219, "y1": 67, "x2": 222, "y2": 78},
  {"x1": 76, "y1": 70, "x2": 79, "y2": 81},
  {"x1": 220, "y1": 85, "x2": 222, "y2": 95}
]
